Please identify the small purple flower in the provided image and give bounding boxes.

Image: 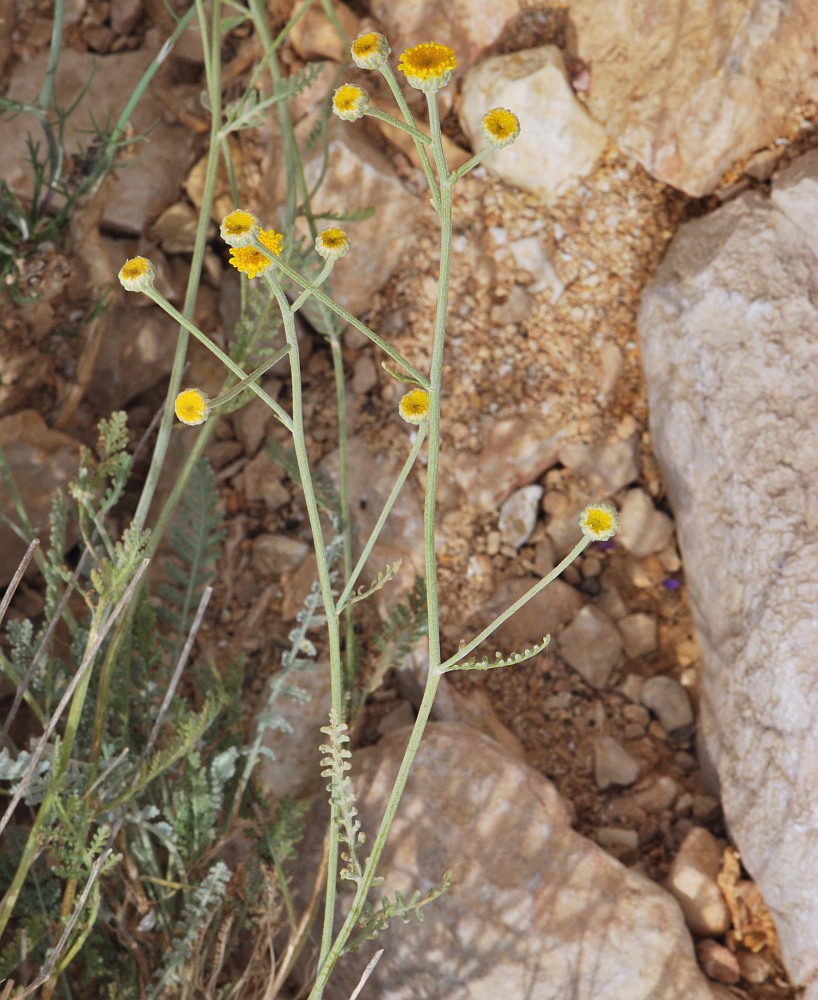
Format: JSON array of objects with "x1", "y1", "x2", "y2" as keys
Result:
[
  {"x1": 595, "y1": 540, "x2": 617, "y2": 552},
  {"x1": 662, "y1": 577, "x2": 682, "y2": 591}
]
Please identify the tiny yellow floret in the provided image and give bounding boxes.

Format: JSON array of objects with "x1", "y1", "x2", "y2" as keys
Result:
[
  {"x1": 220, "y1": 209, "x2": 260, "y2": 247},
  {"x1": 332, "y1": 84, "x2": 369, "y2": 121},
  {"x1": 118, "y1": 256, "x2": 155, "y2": 292},
  {"x1": 351, "y1": 32, "x2": 390, "y2": 70},
  {"x1": 315, "y1": 227, "x2": 350, "y2": 260},
  {"x1": 397, "y1": 42, "x2": 456, "y2": 92},
  {"x1": 579, "y1": 503, "x2": 619, "y2": 541},
  {"x1": 399, "y1": 388, "x2": 430, "y2": 425},
  {"x1": 481, "y1": 108, "x2": 521, "y2": 149},
  {"x1": 175, "y1": 388, "x2": 210, "y2": 426},
  {"x1": 228, "y1": 229, "x2": 283, "y2": 279}
]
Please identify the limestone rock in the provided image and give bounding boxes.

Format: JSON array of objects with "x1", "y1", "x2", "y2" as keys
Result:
[
  {"x1": 320, "y1": 724, "x2": 714, "y2": 1000},
  {"x1": 497, "y1": 484, "x2": 543, "y2": 549},
  {"x1": 558, "y1": 605, "x2": 623, "y2": 688},
  {"x1": 617, "y1": 612, "x2": 658, "y2": 659},
  {"x1": 640, "y1": 676, "x2": 694, "y2": 736},
  {"x1": 459, "y1": 47, "x2": 607, "y2": 202},
  {"x1": 0, "y1": 412, "x2": 80, "y2": 586},
  {"x1": 616, "y1": 488, "x2": 674, "y2": 557},
  {"x1": 668, "y1": 827, "x2": 731, "y2": 937},
  {"x1": 638, "y1": 149, "x2": 818, "y2": 995},
  {"x1": 593, "y1": 736, "x2": 640, "y2": 790},
  {"x1": 252, "y1": 534, "x2": 309, "y2": 576},
  {"x1": 570, "y1": 0, "x2": 818, "y2": 196},
  {"x1": 369, "y1": 0, "x2": 520, "y2": 77},
  {"x1": 559, "y1": 437, "x2": 639, "y2": 495}
]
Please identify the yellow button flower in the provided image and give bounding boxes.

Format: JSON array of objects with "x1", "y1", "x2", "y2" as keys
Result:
[
  {"x1": 399, "y1": 388, "x2": 430, "y2": 424},
  {"x1": 118, "y1": 256, "x2": 155, "y2": 292},
  {"x1": 175, "y1": 388, "x2": 210, "y2": 426},
  {"x1": 579, "y1": 503, "x2": 619, "y2": 541},
  {"x1": 351, "y1": 32, "x2": 390, "y2": 70},
  {"x1": 220, "y1": 209, "x2": 260, "y2": 247},
  {"x1": 332, "y1": 84, "x2": 369, "y2": 121},
  {"x1": 397, "y1": 42, "x2": 456, "y2": 92},
  {"x1": 315, "y1": 227, "x2": 350, "y2": 260},
  {"x1": 228, "y1": 228, "x2": 283, "y2": 279},
  {"x1": 481, "y1": 108, "x2": 521, "y2": 149}
]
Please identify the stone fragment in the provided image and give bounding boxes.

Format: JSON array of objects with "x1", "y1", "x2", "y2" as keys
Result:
[
  {"x1": 232, "y1": 396, "x2": 276, "y2": 457},
  {"x1": 498, "y1": 484, "x2": 543, "y2": 549},
  {"x1": 453, "y1": 416, "x2": 571, "y2": 511},
  {"x1": 252, "y1": 535, "x2": 309, "y2": 576},
  {"x1": 695, "y1": 940, "x2": 741, "y2": 985},
  {"x1": 506, "y1": 236, "x2": 564, "y2": 302},
  {"x1": 110, "y1": 0, "x2": 142, "y2": 35},
  {"x1": 376, "y1": 701, "x2": 415, "y2": 739},
  {"x1": 640, "y1": 676, "x2": 694, "y2": 735},
  {"x1": 288, "y1": 0, "x2": 358, "y2": 61},
  {"x1": 459, "y1": 47, "x2": 608, "y2": 202},
  {"x1": 626, "y1": 776, "x2": 679, "y2": 813},
  {"x1": 352, "y1": 354, "x2": 378, "y2": 395},
  {"x1": 570, "y1": 0, "x2": 818, "y2": 195},
  {"x1": 558, "y1": 605, "x2": 623, "y2": 688},
  {"x1": 558, "y1": 437, "x2": 639, "y2": 495},
  {"x1": 595, "y1": 826, "x2": 639, "y2": 855},
  {"x1": 737, "y1": 951, "x2": 771, "y2": 985},
  {"x1": 479, "y1": 576, "x2": 585, "y2": 657},
  {"x1": 294, "y1": 118, "x2": 430, "y2": 316},
  {"x1": 0, "y1": 48, "x2": 192, "y2": 235},
  {"x1": 0, "y1": 411, "x2": 81, "y2": 585},
  {"x1": 616, "y1": 488, "x2": 674, "y2": 557},
  {"x1": 668, "y1": 827, "x2": 731, "y2": 937},
  {"x1": 241, "y1": 451, "x2": 290, "y2": 508},
  {"x1": 318, "y1": 724, "x2": 715, "y2": 1000},
  {"x1": 151, "y1": 201, "x2": 199, "y2": 254},
  {"x1": 638, "y1": 154, "x2": 818, "y2": 994},
  {"x1": 369, "y1": 0, "x2": 520, "y2": 76},
  {"x1": 593, "y1": 736, "x2": 640, "y2": 790},
  {"x1": 618, "y1": 612, "x2": 658, "y2": 659}
]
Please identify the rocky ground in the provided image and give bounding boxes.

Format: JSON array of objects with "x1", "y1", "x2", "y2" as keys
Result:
[{"x1": 2, "y1": 0, "x2": 818, "y2": 997}]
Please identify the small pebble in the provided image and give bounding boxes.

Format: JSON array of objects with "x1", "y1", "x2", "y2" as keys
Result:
[
  {"x1": 696, "y1": 939, "x2": 741, "y2": 984},
  {"x1": 618, "y1": 612, "x2": 658, "y2": 659},
  {"x1": 616, "y1": 488, "x2": 675, "y2": 557},
  {"x1": 641, "y1": 675, "x2": 694, "y2": 734},
  {"x1": 593, "y1": 736, "x2": 641, "y2": 789},
  {"x1": 558, "y1": 606, "x2": 624, "y2": 688},
  {"x1": 627, "y1": 776, "x2": 679, "y2": 813},
  {"x1": 595, "y1": 826, "x2": 639, "y2": 854},
  {"x1": 668, "y1": 827, "x2": 731, "y2": 936},
  {"x1": 252, "y1": 534, "x2": 309, "y2": 576},
  {"x1": 737, "y1": 951, "x2": 771, "y2": 985}
]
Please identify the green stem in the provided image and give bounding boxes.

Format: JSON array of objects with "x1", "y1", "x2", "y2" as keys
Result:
[
  {"x1": 364, "y1": 107, "x2": 431, "y2": 143},
  {"x1": 449, "y1": 146, "x2": 494, "y2": 184},
  {"x1": 271, "y1": 257, "x2": 429, "y2": 388},
  {"x1": 132, "y1": 0, "x2": 222, "y2": 532},
  {"x1": 142, "y1": 286, "x2": 293, "y2": 432},
  {"x1": 440, "y1": 535, "x2": 592, "y2": 671},
  {"x1": 335, "y1": 423, "x2": 427, "y2": 612},
  {"x1": 262, "y1": 270, "x2": 345, "y2": 966}
]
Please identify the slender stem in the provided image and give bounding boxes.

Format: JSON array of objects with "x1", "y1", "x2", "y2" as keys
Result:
[
  {"x1": 449, "y1": 146, "x2": 494, "y2": 184},
  {"x1": 271, "y1": 257, "x2": 429, "y2": 388},
  {"x1": 364, "y1": 107, "x2": 430, "y2": 143},
  {"x1": 142, "y1": 286, "x2": 293, "y2": 432},
  {"x1": 440, "y1": 536, "x2": 592, "y2": 671},
  {"x1": 291, "y1": 259, "x2": 334, "y2": 312},
  {"x1": 212, "y1": 344, "x2": 290, "y2": 408},
  {"x1": 262, "y1": 270, "x2": 346, "y2": 965},
  {"x1": 335, "y1": 424, "x2": 427, "y2": 612}
]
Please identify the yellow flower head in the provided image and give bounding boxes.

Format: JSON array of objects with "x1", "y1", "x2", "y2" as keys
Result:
[
  {"x1": 220, "y1": 209, "x2": 260, "y2": 248},
  {"x1": 398, "y1": 388, "x2": 430, "y2": 425},
  {"x1": 397, "y1": 42, "x2": 456, "y2": 92},
  {"x1": 351, "y1": 32, "x2": 390, "y2": 70},
  {"x1": 332, "y1": 84, "x2": 369, "y2": 121},
  {"x1": 481, "y1": 108, "x2": 520, "y2": 149},
  {"x1": 579, "y1": 503, "x2": 619, "y2": 541},
  {"x1": 315, "y1": 227, "x2": 350, "y2": 260},
  {"x1": 175, "y1": 388, "x2": 210, "y2": 426},
  {"x1": 228, "y1": 228, "x2": 283, "y2": 279},
  {"x1": 118, "y1": 256, "x2": 155, "y2": 292}
]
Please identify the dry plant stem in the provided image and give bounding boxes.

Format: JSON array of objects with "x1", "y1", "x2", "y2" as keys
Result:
[
  {"x1": 0, "y1": 560, "x2": 149, "y2": 939},
  {"x1": 440, "y1": 535, "x2": 592, "y2": 671},
  {"x1": 0, "y1": 539, "x2": 38, "y2": 627}
]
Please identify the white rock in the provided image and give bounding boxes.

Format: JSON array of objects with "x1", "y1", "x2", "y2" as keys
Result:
[
  {"x1": 668, "y1": 827, "x2": 731, "y2": 937},
  {"x1": 559, "y1": 437, "x2": 639, "y2": 495},
  {"x1": 640, "y1": 676, "x2": 694, "y2": 735},
  {"x1": 558, "y1": 605, "x2": 623, "y2": 688},
  {"x1": 593, "y1": 736, "x2": 641, "y2": 789},
  {"x1": 252, "y1": 534, "x2": 309, "y2": 575},
  {"x1": 319, "y1": 724, "x2": 714, "y2": 1000},
  {"x1": 498, "y1": 484, "x2": 543, "y2": 549},
  {"x1": 618, "y1": 612, "x2": 659, "y2": 659},
  {"x1": 616, "y1": 488, "x2": 674, "y2": 557},
  {"x1": 459, "y1": 47, "x2": 608, "y2": 202},
  {"x1": 638, "y1": 150, "x2": 818, "y2": 994}
]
